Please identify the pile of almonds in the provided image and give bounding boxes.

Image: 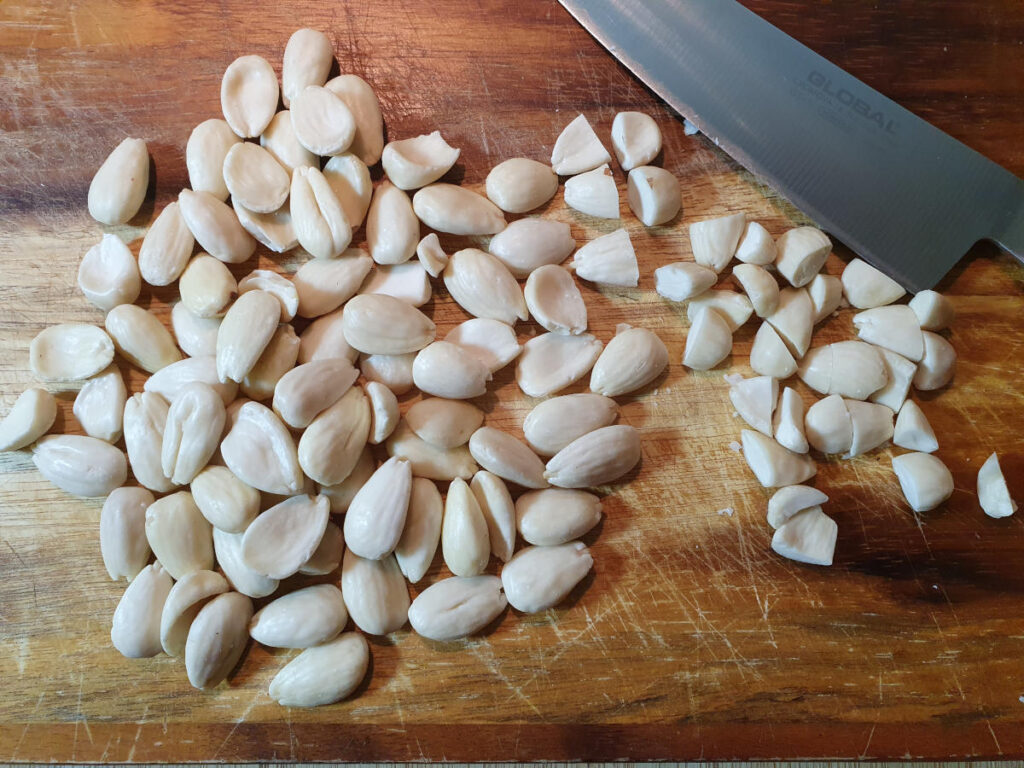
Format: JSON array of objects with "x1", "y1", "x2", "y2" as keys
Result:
[{"x1": 0, "y1": 29, "x2": 678, "y2": 708}]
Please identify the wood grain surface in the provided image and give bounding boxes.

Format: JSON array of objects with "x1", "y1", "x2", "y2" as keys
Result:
[{"x1": 1, "y1": 0, "x2": 1023, "y2": 762}]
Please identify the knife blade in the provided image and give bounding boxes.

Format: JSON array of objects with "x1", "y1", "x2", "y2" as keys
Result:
[{"x1": 559, "y1": 0, "x2": 1024, "y2": 291}]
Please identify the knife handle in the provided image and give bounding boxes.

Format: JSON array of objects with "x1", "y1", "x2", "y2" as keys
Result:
[{"x1": 993, "y1": 193, "x2": 1024, "y2": 264}]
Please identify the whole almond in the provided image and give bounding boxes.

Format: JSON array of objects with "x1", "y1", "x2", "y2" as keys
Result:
[
  {"x1": 408, "y1": 575, "x2": 507, "y2": 641},
  {"x1": 412, "y1": 183, "x2": 506, "y2": 235},
  {"x1": 145, "y1": 355, "x2": 238, "y2": 407},
  {"x1": 186, "y1": 118, "x2": 240, "y2": 200},
  {"x1": 406, "y1": 398, "x2": 483, "y2": 449},
  {"x1": 442, "y1": 477, "x2": 490, "y2": 577},
  {"x1": 282, "y1": 28, "x2": 333, "y2": 106},
  {"x1": 443, "y1": 248, "x2": 527, "y2": 325},
  {"x1": 365, "y1": 181, "x2": 419, "y2": 265},
  {"x1": 213, "y1": 527, "x2": 279, "y2": 599},
  {"x1": 291, "y1": 85, "x2": 355, "y2": 156},
  {"x1": 468, "y1": 427, "x2": 548, "y2": 489},
  {"x1": 269, "y1": 632, "x2": 370, "y2": 708},
  {"x1": 385, "y1": 421, "x2": 478, "y2": 481},
  {"x1": 501, "y1": 541, "x2": 593, "y2": 614},
  {"x1": 241, "y1": 494, "x2": 330, "y2": 580},
  {"x1": 240, "y1": 324, "x2": 301, "y2": 401},
  {"x1": 516, "y1": 332, "x2": 603, "y2": 398},
  {"x1": 325, "y1": 74, "x2": 385, "y2": 166},
  {"x1": 216, "y1": 290, "x2": 281, "y2": 384},
  {"x1": 111, "y1": 562, "x2": 173, "y2": 658},
  {"x1": 394, "y1": 477, "x2": 443, "y2": 583},
  {"x1": 100, "y1": 486, "x2": 154, "y2": 581},
  {"x1": 29, "y1": 323, "x2": 114, "y2": 382},
  {"x1": 0, "y1": 387, "x2": 57, "y2": 452},
  {"x1": 298, "y1": 306, "x2": 360, "y2": 364},
  {"x1": 221, "y1": 401, "x2": 303, "y2": 496},
  {"x1": 344, "y1": 456, "x2": 412, "y2": 560},
  {"x1": 78, "y1": 234, "x2": 141, "y2": 311},
  {"x1": 144, "y1": 491, "x2": 214, "y2": 580},
  {"x1": 291, "y1": 165, "x2": 353, "y2": 259},
  {"x1": 412, "y1": 341, "x2": 491, "y2": 400},
  {"x1": 159, "y1": 570, "x2": 229, "y2": 657},
  {"x1": 178, "y1": 188, "x2": 256, "y2": 264},
  {"x1": 220, "y1": 55, "x2": 278, "y2": 137},
  {"x1": 190, "y1": 465, "x2": 259, "y2": 533},
  {"x1": 161, "y1": 382, "x2": 226, "y2": 485},
  {"x1": 222, "y1": 142, "x2": 290, "y2": 214},
  {"x1": 180, "y1": 254, "x2": 237, "y2": 318},
  {"x1": 323, "y1": 154, "x2": 373, "y2": 229},
  {"x1": 185, "y1": 592, "x2": 253, "y2": 689},
  {"x1": 171, "y1": 303, "x2": 221, "y2": 358},
  {"x1": 88, "y1": 137, "x2": 149, "y2": 225},
  {"x1": 298, "y1": 385, "x2": 370, "y2": 486},
  {"x1": 470, "y1": 470, "x2": 516, "y2": 563},
  {"x1": 488, "y1": 218, "x2": 575, "y2": 278},
  {"x1": 360, "y1": 352, "x2": 417, "y2": 395},
  {"x1": 105, "y1": 304, "x2": 182, "y2": 374},
  {"x1": 341, "y1": 293, "x2": 436, "y2": 355},
  {"x1": 341, "y1": 549, "x2": 409, "y2": 635},
  {"x1": 523, "y1": 393, "x2": 618, "y2": 457},
  {"x1": 294, "y1": 248, "x2": 373, "y2": 318},
  {"x1": 524, "y1": 264, "x2": 588, "y2": 335},
  {"x1": 516, "y1": 488, "x2": 602, "y2": 546},
  {"x1": 250, "y1": 583, "x2": 347, "y2": 649},
  {"x1": 273, "y1": 358, "x2": 359, "y2": 429},
  {"x1": 485, "y1": 158, "x2": 558, "y2": 214},
  {"x1": 544, "y1": 424, "x2": 641, "y2": 488},
  {"x1": 445, "y1": 318, "x2": 522, "y2": 373},
  {"x1": 123, "y1": 392, "x2": 177, "y2": 493},
  {"x1": 33, "y1": 434, "x2": 126, "y2": 497},
  {"x1": 589, "y1": 326, "x2": 669, "y2": 397}
]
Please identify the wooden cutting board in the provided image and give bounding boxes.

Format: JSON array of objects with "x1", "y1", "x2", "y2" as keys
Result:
[{"x1": 1, "y1": 0, "x2": 1023, "y2": 761}]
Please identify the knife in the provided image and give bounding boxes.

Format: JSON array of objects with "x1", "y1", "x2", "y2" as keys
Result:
[{"x1": 559, "y1": 0, "x2": 1024, "y2": 292}]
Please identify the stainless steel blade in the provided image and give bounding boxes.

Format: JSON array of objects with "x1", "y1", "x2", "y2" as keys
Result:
[{"x1": 560, "y1": 0, "x2": 1024, "y2": 291}]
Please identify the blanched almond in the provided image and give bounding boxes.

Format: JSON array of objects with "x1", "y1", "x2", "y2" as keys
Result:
[
  {"x1": 740, "y1": 429, "x2": 816, "y2": 488},
  {"x1": 804, "y1": 394, "x2": 853, "y2": 455},
  {"x1": 443, "y1": 248, "x2": 528, "y2": 324},
  {"x1": 488, "y1": 218, "x2": 575, "y2": 279},
  {"x1": 654, "y1": 261, "x2": 717, "y2": 302},
  {"x1": 342, "y1": 293, "x2": 436, "y2": 355},
  {"x1": 750, "y1": 322, "x2": 796, "y2": 379},
  {"x1": 105, "y1": 304, "x2": 182, "y2": 374},
  {"x1": 796, "y1": 341, "x2": 887, "y2": 401},
  {"x1": 523, "y1": 393, "x2": 618, "y2": 457},
  {"x1": 767, "y1": 484, "x2": 827, "y2": 530},
  {"x1": 412, "y1": 341, "x2": 491, "y2": 400},
  {"x1": 269, "y1": 632, "x2": 370, "y2": 708},
  {"x1": 485, "y1": 158, "x2": 558, "y2": 213},
  {"x1": 88, "y1": 137, "x2": 149, "y2": 225},
  {"x1": 30, "y1": 323, "x2": 114, "y2": 382},
  {"x1": 683, "y1": 307, "x2": 732, "y2": 371},
  {"x1": 144, "y1": 491, "x2": 214, "y2": 580},
  {"x1": 516, "y1": 332, "x2": 603, "y2": 398},
  {"x1": 161, "y1": 382, "x2": 226, "y2": 484},
  {"x1": 298, "y1": 385, "x2": 370, "y2": 486},
  {"x1": 773, "y1": 386, "x2": 808, "y2": 454},
  {"x1": 445, "y1": 318, "x2": 522, "y2": 373},
  {"x1": 365, "y1": 181, "x2": 419, "y2": 265},
  {"x1": 893, "y1": 400, "x2": 938, "y2": 453},
  {"x1": 978, "y1": 453, "x2": 1017, "y2": 519},
  {"x1": 250, "y1": 584, "x2": 347, "y2": 649},
  {"x1": 386, "y1": 420, "x2": 477, "y2": 481},
  {"x1": 299, "y1": 521, "x2": 344, "y2": 575},
  {"x1": 191, "y1": 465, "x2": 260, "y2": 533},
  {"x1": 359, "y1": 261, "x2": 432, "y2": 307},
  {"x1": 222, "y1": 142, "x2": 290, "y2": 214},
  {"x1": 216, "y1": 290, "x2": 280, "y2": 384},
  {"x1": 470, "y1": 471, "x2": 516, "y2": 563},
  {"x1": 395, "y1": 477, "x2": 443, "y2": 583},
  {"x1": 241, "y1": 494, "x2": 330, "y2": 579},
  {"x1": 341, "y1": 549, "x2": 409, "y2": 635},
  {"x1": 260, "y1": 110, "x2": 317, "y2": 172},
  {"x1": 366, "y1": 381, "x2": 399, "y2": 445},
  {"x1": 412, "y1": 184, "x2": 506, "y2": 235},
  {"x1": 416, "y1": 232, "x2": 449, "y2": 277},
  {"x1": 913, "y1": 331, "x2": 956, "y2": 390},
  {"x1": 291, "y1": 85, "x2": 356, "y2": 156},
  {"x1": 732, "y1": 263, "x2": 779, "y2": 318},
  {"x1": 382, "y1": 131, "x2": 460, "y2": 190},
  {"x1": 853, "y1": 305, "x2": 924, "y2": 362},
  {"x1": 544, "y1": 424, "x2": 640, "y2": 488},
  {"x1": 78, "y1": 234, "x2": 141, "y2": 311},
  {"x1": 771, "y1": 507, "x2": 837, "y2": 566},
  {"x1": 590, "y1": 326, "x2": 668, "y2": 396},
  {"x1": 807, "y1": 273, "x2": 843, "y2": 323},
  {"x1": 111, "y1": 563, "x2": 172, "y2": 658},
  {"x1": 145, "y1": 355, "x2": 238, "y2": 407},
  {"x1": 221, "y1": 400, "x2": 303, "y2": 495},
  {"x1": 186, "y1": 119, "x2": 240, "y2": 201},
  {"x1": 841, "y1": 258, "x2": 905, "y2": 308},
  {"x1": 282, "y1": 28, "x2": 333, "y2": 107},
  {"x1": 501, "y1": 541, "x2": 593, "y2": 614},
  {"x1": 298, "y1": 307, "x2": 360, "y2": 364},
  {"x1": 234, "y1": 199, "x2": 299, "y2": 254},
  {"x1": 627, "y1": 165, "x2": 679, "y2": 226},
  {"x1": 0, "y1": 387, "x2": 56, "y2": 452},
  {"x1": 775, "y1": 226, "x2": 831, "y2": 287},
  {"x1": 171, "y1": 303, "x2": 221, "y2": 358},
  {"x1": 870, "y1": 347, "x2": 917, "y2": 413},
  {"x1": 892, "y1": 452, "x2": 953, "y2": 512},
  {"x1": 728, "y1": 374, "x2": 778, "y2": 437},
  {"x1": 524, "y1": 265, "x2": 587, "y2": 335},
  {"x1": 406, "y1": 398, "x2": 483, "y2": 450},
  {"x1": 273, "y1": 358, "x2": 358, "y2": 429},
  {"x1": 100, "y1": 486, "x2": 154, "y2": 581},
  {"x1": 734, "y1": 221, "x2": 776, "y2": 265},
  {"x1": 323, "y1": 153, "x2": 372, "y2": 228},
  {"x1": 291, "y1": 165, "x2": 353, "y2": 259},
  {"x1": 213, "y1": 527, "x2": 279, "y2": 598},
  {"x1": 159, "y1": 569, "x2": 229, "y2": 657},
  {"x1": 408, "y1": 575, "x2": 507, "y2": 641},
  {"x1": 220, "y1": 54, "x2": 278, "y2": 138},
  {"x1": 844, "y1": 400, "x2": 894, "y2": 458},
  {"x1": 765, "y1": 287, "x2": 814, "y2": 358},
  {"x1": 344, "y1": 456, "x2": 412, "y2": 560},
  {"x1": 516, "y1": 488, "x2": 601, "y2": 546},
  {"x1": 177, "y1": 188, "x2": 255, "y2": 264},
  {"x1": 324, "y1": 74, "x2": 385, "y2": 166},
  {"x1": 123, "y1": 392, "x2": 176, "y2": 493},
  {"x1": 360, "y1": 352, "x2": 417, "y2": 395},
  {"x1": 611, "y1": 111, "x2": 661, "y2": 171},
  {"x1": 319, "y1": 446, "x2": 375, "y2": 514},
  {"x1": 185, "y1": 592, "x2": 252, "y2": 689},
  {"x1": 442, "y1": 476, "x2": 490, "y2": 577},
  {"x1": 295, "y1": 248, "x2": 373, "y2": 318},
  {"x1": 909, "y1": 290, "x2": 955, "y2": 331},
  {"x1": 139, "y1": 202, "x2": 195, "y2": 286},
  {"x1": 240, "y1": 324, "x2": 300, "y2": 401},
  {"x1": 686, "y1": 290, "x2": 753, "y2": 332},
  {"x1": 569, "y1": 228, "x2": 638, "y2": 287},
  {"x1": 180, "y1": 254, "x2": 237, "y2": 319},
  {"x1": 564, "y1": 164, "x2": 619, "y2": 219},
  {"x1": 690, "y1": 212, "x2": 745, "y2": 273},
  {"x1": 468, "y1": 427, "x2": 548, "y2": 489},
  {"x1": 551, "y1": 114, "x2": 611, "y2": 175}
]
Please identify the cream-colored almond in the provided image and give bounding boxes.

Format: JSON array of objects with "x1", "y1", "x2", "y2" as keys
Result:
[
  {"x1": 0, "y1": 387, "x2": 57, "y2": 451},
  {"x1": 442, "y1": 476, "x2": 490, "y2": 577},
  {"x1": 844, "y1": 400, "x2": 894, "y2": 458},
  {"x1": 524, "y1": 265, "x2": 587, "y2": 336},
  {"x1": 88, "y1": 137, "x2": 148, "y2": 225},
  {"x1": 241, "y1": 494, "x2": 330, "y2": 579},
  {"x1": 144, "y1": 491, "x2": 213, "y2": 579},
  {"x1": 732, "y1": 263, "x2": 779, "y2": 318},
  {"x1": 485, "y1": 157, "x2": 558, "y2": 213},
  {"x1": 690, "y1": 212, "x2": 746, "y2": 273},
  {"x1": 145, "y1": 356, "x2": 238, "y2": 407},
  {"x1": 186, "y1": 119, "x2": 241, "y2": 200},
  {"x1": 516, "y1": 488, "x2": 601, "y2": 547},
  {"x1": 240, "y1": 324, "x2": 300, "y2": 401},
  {"x1": 213, "y1": 527, "x2": 279, "y2": 598},
  {"x1": 741, "y1": 429, "x2": 816, "y2": 488},
  {"x1": 111, "y1": 563, "x2": 172, "y2": 658},
  {"x1": 294, "y1": 249, "x2": 372, "y2": 318},
  {"x1": 523, "y1": 393, "x2": 618, "y2": 457},
  {"x1": 750, "y1": 322, "x2": 797, "y2": 379},
  {"x1": 344, "y1": 456, "x2": 412, "y2": 560},
  {"x1": 123, "y1": 392, "x2": 176, "y2": 493},
  {"x1": 654, "y1": 261, "x2": 717, "y2": 302},
  {"x1": 78, "y1": 234, "x2": 141, "y2": 311},
  {"x1": 413, "y1": 184, "x2": 506, "y2": 235},
  {"x1": 686, "y1": 290, "x2": 753, "y2": 332},
  {"x1": 291, "y1": 165, "x2": 353, "y2": 259},
  {"x1": 544, "y1": 424, "x2": 640, "y2": 488},
  {"x1": 171, "y1": 303, "x2": 220, "y2": 359},
  {"x1": 773, "y1": 386, "x2": 808, "y2": 454},
  {"x1": 185, "y1": 592, "x2": 252, "y2": 689},
  {"x1": 767, "y1": 485, "x2": 828, "y2": 529},
  {"x1": 30, "y1": 323, "x2": 114, "y2": 382},
  {"x1": 893, "y1": 400, "x2": 938, "y2": 453},
  {"x1": 501, "y1": 541, "x2": 593, "y2": 614},
  {"x1": 222, "y1": 142, "x2": 289, "y2": 214},
  {"x1": 412, "y1": 341, "x2": 491, "y2": 400},
  {"x1": 221, "y1": 54, "x2": 278, "y2": 137},
  {"x1": 139, "y1": 201, "x2": 195, "y2": 286},
  {"x1": 470, "y1": 470, "x2": 516, "y2": 563},
  {"x1": 406, "y1": 398, "x2": 483, "y2": 450},
  {"x1": 627, "y1": 165, "x2": 679, "y2": 226},
  {"x1": 765, "y1": 286, "x2": 814, "y2": 358},
  {"x1": 180, "y1": 254, "x2": 237, "y2": 319},
  {"x1": 273, "y1": 358, "x2": 358, "y2": 429},
  {"x1": 728, "y1": 374, "x2": 778, "y2": 437},
  {"x1": 282, "y1": 28, "x2": 333, "y2": 106},
  {"x1": 325, "y1": 74, "x2": 385, "y2": 166},
  {"x1": 250, "y1": 584, "x2": 347, "y2": 649},
  {"x1": 235, "y1": 199, "x2": 299, "y2": 254},
  {"x1": 359, "y1": 261, "x2": 432, "y2": 307},
  {"x1": 408, "y1": 575, "x2": 507, "y2": 641},
  {"x1": 365, "y1": 181, "x2": 419, "y2": 265},
  {"x1": 590, "y1": 326, "x2": 668, "y2": 396},
  {"x1": 298, "y1": 385, "x2": 370, "y2": 486},
  {"x1": 564, "y1": 163, "x2": 619, "y2": 219},
  {"x1": 771, "y1": 506, "x2": 837, "y2": 566},
  {"x1": 159, "y1": 570, "x2": 229, "y2": 657},
  {"x1": 978, "y1": 453, "x2": 1017, "y2": 519},
  {"x1": 341, "y1": 549, "x2": 409, "y2": 635},
  {"x1": 216, "y1": 290, "x2": 280, "y2": 384},
  {"x1": 551, "y1": 114, "x2": 611, "y2": 175},
  {"x1": 416, "y1": 232, "x2": 449, "y2": 277},
  {"x1": 516, "y1": 332, "x2": 603, "y2": 398},
  {"x1": 395, "y1": 477, "x2": 443, "y2": 583},
  {"x1": 445, "y1": 318, "x2": 522, "y2": 373},
  {"x1": 735, "y1": 221, "x2": 777, "y2": 265},
  {"x1": 105, "y1": 304, "x2": 182, "y2": 374},
  {"x1": 221, "y1": 400, "x2": 303, "y2": 495},
  {"x1": 382, "y1": 131, "x2": 460, "y2": 190},
  {"x1": 775, "y1": 226, "x2": 831, "y2": 287},
  {"x1": 298, "y1": 307, "x2": 360, "y2": 364},
  {"x1": 870, "y1": 347, "x2": 916, "y2": 412},
  {"x1": 611, "y1": 111, "x2": 661, "y2": 170},
  {"x1": 360, "y1": 352, "x2": 417, "y2": 395},
  {"x1": 260, "y1": 110, "x2": 317, "y2": 172},
  {"x1": 366, "y1": 381, "x2": 399, "y2": 445},
  {"x1": 807, "y1": 273, "x2": 843, "y2": 323},
  {"x1": 177, "y1": 188, "x2": 255, "y2": 264},
  {"x1": 797, "y1": 340, "x2": 887, "y2": 400},
  {"x1": 319, "y1": 446, "x2": 375, "y2": 514},
  {"x1": 322, "y1": 153, "x2": 372, "y2": 228},
  {"x1": 342, "y1": 293, "x2": 436, "y2": 355},
  {"x1": 853, "y1": 305, "x2": 924, "y2": 362},
  {"x1": 913, "y1": 331, "x2": 956, "y2": 391},
  {"x1": 892, "y1": 452, "x2": 953, "y2": 512},
  {"x1": 161, "y1": 382, "x2": 226, "y2": 484},
  {"x1": 291, "y1": 85, "x2": 355, "y2": 156},
  {"x1": 804, "y1": 393, "x2": 853, "y2": 455},
  {"x1": 841, "y1": 258, "x2": 905, "y2": 308},
  {"x1": 190, "y1": 465, "x2": 260, "y2": 533},
  {"x1": 238, "y1": 270, "x2": 298, "y2": 323},
  {"x1": 488, "y1": 218, "x2": 575, "y2": 279},
  {"x1": 300, "y1": 521, "x2": 344, "y2": 575},
  {"x1": 682, "y1": 306, "x2": 732, "y2": 371},
  {"x1": 909, "y1": 290, "x2": 955, "y2": 332},
  {"x1": 385, "y1": 420, "x2": 478, "y2": 481},
  {"x1": 270, "y1": 632, "x2": 370, "y2": 708},
  {"x1": 569, "y1": 227, "x2": 639, "y2": 287},
  {"x1": 100, "y1": 486, "x2": 154, "y2": 581},
  {"x1": 468, "y1": 427, "x2": 548, "y2": 489}
]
